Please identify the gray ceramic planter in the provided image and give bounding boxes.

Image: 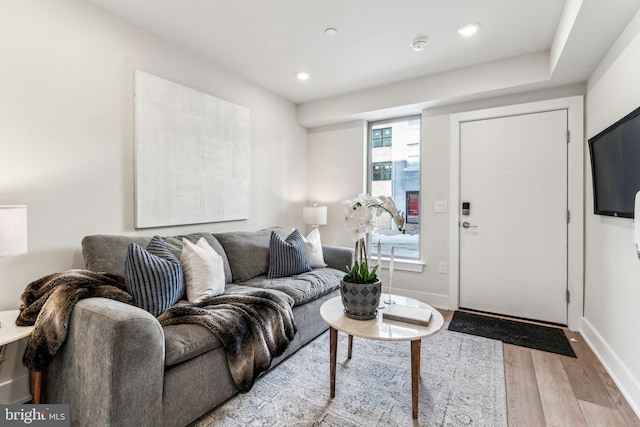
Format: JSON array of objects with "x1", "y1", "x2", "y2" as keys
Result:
[{"x1": 340, "y1": 279, "x2": 382, "y2": 320}]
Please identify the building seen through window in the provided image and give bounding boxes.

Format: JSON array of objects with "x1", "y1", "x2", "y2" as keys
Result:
[
  {"x1": 372, "y1": 127, "x2": 393, "y2": 147},
  {"x1": 372, "y1": 162, "x2": 392, "y2": 181},
  {"x1": 369, "y1": 116, "x2": 421, "y2": 259}
]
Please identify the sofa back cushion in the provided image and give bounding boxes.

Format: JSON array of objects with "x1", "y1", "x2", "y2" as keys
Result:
[
  {"x1": 83, "y1": 235, "x2": 152, "y2": 276},
  {"x1": 214, "y1": 228, "x2": 284, "y2": 283},
  {"x1": 82, "y1": 232, "x2": 232, "y2": 284}
]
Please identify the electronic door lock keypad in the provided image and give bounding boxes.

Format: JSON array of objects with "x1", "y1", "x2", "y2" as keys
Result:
[{"x1": 462, "y1": 202, "x2": 470, "y2": 216}]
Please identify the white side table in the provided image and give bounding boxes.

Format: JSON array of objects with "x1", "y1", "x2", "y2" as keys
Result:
[
  {"x1": 0, "y1": 310, "x2": 33, "y2": 346},
  {"x1": 0, "y1": 310, "x2": 34, "y2": 403}
]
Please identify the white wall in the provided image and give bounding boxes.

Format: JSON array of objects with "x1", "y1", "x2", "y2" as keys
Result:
[
  {"x1": 306, "y1": 121, "x2": 366, "y2": 247},
  {"x1": 0, "y1": 0, "x2": 307, "y2": 310},
  {"x1": 582, "y1": 8, "x2": 640, "y2": 414}
]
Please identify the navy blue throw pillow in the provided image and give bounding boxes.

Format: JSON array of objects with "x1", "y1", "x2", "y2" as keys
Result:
[
  {"x1": 124, "y1": 236, "x2": 184, "y2": 317},
  {"x1": 268, "y1": 229, "x2": 312, "y2": 279}
]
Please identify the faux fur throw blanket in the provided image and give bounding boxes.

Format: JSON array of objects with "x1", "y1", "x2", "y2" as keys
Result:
[
  {"x1": 158, "y1": 290, "x2": 297, "y2": 392},
  {"x1": 16, "y1": 269, "x2": 133, "y2": 370}
]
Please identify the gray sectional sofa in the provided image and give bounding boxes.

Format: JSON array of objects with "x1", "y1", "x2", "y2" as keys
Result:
[{"x1": 41, "y1": 228, "x2": 352, "y2": 427}]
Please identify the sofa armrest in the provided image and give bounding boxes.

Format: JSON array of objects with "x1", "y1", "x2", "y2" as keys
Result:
[
  {"x1": 322, "y1": 245, "x2": 354, "y2": 273},
  {"x1": 43, "y1": 297, "x2": 164, "y2": 427}
]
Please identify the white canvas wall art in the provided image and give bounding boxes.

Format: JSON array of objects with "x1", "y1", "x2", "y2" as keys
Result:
[{"x1": 134, "y1": 70, "x2": 250, "y2": 228}]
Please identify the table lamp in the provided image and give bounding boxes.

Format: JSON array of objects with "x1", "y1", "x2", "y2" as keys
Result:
[
  {"x1": 303, "y1": 204, "x2": 327, "y2": 229},
  {"x1": 0, "y1": 205, "x2": 28, "y2": 330},
  {"x1": 0, "y1": 205, "x2": 28, "y2": 257}
]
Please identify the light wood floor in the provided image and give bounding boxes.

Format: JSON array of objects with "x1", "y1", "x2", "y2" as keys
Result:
[{"x1": 439, "y1": 310, "x2": 640, "y2": 427}]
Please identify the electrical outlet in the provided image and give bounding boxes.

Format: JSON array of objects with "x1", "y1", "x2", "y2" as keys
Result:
[
  {"x1": 435, "y1": 201, "x2": 447, "y2": 213},
  {"x1": 438, "y1": 261, "x2": 448, "y2": 274}
]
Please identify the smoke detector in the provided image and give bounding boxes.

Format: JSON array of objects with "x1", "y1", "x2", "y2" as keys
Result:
[
  {"x1": 410, "y1": 39, "x2": 428, "y2": 52},
  {"x1": 325, "y1": 28, "x2": 337, "y2": 36}
]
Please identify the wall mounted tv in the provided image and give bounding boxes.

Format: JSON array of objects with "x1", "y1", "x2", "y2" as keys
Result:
[{"x1": 588, "y1": 105, "x2": 640, "y2": 218}]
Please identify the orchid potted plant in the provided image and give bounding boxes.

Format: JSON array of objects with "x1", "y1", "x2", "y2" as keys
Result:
[{"x1": 340, "y1": 194, "x2": 405, "y2": 319}]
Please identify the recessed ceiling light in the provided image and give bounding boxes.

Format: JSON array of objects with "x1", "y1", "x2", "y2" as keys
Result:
[
  {"x1": 458, "y1": 22, "x2": 480, "y2": 36},
  {"x1": 325, "y1": 28, "x2": 337, "y2": 36},
  {"x1": 410, "y1": 39, "x2": 429, "y2": 52},
  {"x1": 296, "y1": 72, "x2": 310, "y2": 81}
]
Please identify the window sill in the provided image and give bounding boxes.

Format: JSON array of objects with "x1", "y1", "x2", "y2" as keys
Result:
[{"x1": 378, "y1": 258, "x2": 425, "y2": 273}]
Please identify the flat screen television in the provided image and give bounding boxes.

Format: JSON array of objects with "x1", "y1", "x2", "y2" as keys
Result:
[{"x1": 588, "y1": 105, "x2": 640, "y2": 218}]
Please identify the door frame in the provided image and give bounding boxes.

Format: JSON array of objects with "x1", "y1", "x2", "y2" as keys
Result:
[{"x1": 448, "y1": 96, "x2": 584, "y2": 331}]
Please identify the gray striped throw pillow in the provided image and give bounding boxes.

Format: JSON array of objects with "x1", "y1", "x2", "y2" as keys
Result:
[
  {"x1": 124, "y1": 235, "x2": 184, "y2": 317},
  {"x1": 268, "y1": 229, "x2": 312, "y2": 279}
]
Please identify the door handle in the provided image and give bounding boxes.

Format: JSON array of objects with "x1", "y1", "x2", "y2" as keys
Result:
[{"x1": 462, "y1": 221, "x2": 477, "y2": 229}]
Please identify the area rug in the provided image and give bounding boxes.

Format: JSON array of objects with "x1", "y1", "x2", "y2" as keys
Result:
[
  {"x1": 448, "y1": 310, "x2": 576, "y2": 358},
  {"x1": 190, "y1": 327, "x2": 506, "y2": 426}
]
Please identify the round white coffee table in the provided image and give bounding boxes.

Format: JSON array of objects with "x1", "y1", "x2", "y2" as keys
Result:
[{"x1": 320, "y1": 294, "x2": 444, "y2": 419}]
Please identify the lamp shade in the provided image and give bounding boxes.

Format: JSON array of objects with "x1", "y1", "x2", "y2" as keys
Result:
[
  {"x1": 303, "y1": 205, "x2": 327, "y2": 226},
  {"x1": 0, "y1": 205, "x2": 28, "y2": 256}
]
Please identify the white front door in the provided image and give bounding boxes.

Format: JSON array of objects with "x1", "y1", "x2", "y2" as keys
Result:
[{"x1": 458, "y1": 110, "x2": 568, "y2": 324}]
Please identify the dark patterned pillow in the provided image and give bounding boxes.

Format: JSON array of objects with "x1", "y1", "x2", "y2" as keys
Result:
[
  {"x1": 268, "y1": 229, "x2": 311, "y2": 279},
  {"x1": 124, "y1": 235, "x2": 184, "y2": 317}
]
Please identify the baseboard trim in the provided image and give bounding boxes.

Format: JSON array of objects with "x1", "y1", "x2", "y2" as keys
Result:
[
  {"x1": 388, "y1": 289, "x2": 449, "y2": 310},
  {"x1": 581, "y1": 317, "x2": 640, "y2": 418}
]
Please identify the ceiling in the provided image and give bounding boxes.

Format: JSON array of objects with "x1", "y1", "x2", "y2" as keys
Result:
[{"x1": 83, "y1": 0, "x2": 640, "y2": 105}]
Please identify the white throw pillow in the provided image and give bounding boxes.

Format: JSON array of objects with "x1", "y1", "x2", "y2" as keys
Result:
[
  {"x1": 180, "y1": 237, "x2": 225, "y2": 303},
  {"x1": 303, "y1": 228, "x2": 327, "y2": 268}
]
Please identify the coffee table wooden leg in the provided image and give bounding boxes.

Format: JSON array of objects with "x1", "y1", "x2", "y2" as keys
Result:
[
  {"x1": 347, "y1": 334, "x2": 353, "y2": 359},
  {"x1": 411, "y1": 339, "x2": 421, "y2": 419},
  {"x1": 30, "y1": 370, "x2": 42, "y2": 404},
  {"x1": 330, "y1": 327, "x2": 337, "y2": 398}
]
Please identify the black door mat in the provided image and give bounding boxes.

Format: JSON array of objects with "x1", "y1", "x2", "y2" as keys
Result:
[{"x1": 448, "y1": 310, "x2": 576, "y2": 358}]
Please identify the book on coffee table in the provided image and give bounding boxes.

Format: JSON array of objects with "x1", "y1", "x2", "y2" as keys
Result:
[{"x1": 382, "y1": 304, "x2": 432, "y2": 326}]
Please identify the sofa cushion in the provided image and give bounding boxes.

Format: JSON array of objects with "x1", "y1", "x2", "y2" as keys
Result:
[
  {"x1": 303, "y1": 228, "x2": 327, "y2": 268},
  {"x1": 180, "y1": 238, "x2": 225, "y2": 303},
  {"x1": 268, "y1": 229, "x2": 311, "y2": 279},
  {"x1": 162, "y1": 283, "x2": 261, "y2": 366},
  {"x1": 239, "y1": 267, "x2": 344, "y2": 305},
  {"x1": 164, "y1": 323, "x2": 223, "y2": 367},
  {"x1": 214, "y1": 228, "x2": 284, "y2": 282},
  {"x1": 124, "y1": 236, "x2": 184, "y2": 317}
]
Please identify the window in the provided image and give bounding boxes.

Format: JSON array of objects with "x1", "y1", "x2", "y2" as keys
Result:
[
  {"x1": 372, "y1": 127, "x2": 392, "y2": 147},
  {"x1": 368, "y1": 116, "x2": 421, "y2": 259},
  {"x1": 372, "y1": 161, "x2": 392, "y2": 181}
]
